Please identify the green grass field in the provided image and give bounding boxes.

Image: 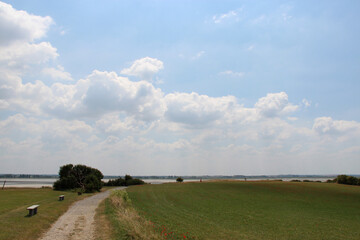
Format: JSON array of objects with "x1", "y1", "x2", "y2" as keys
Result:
[
  {"x1": 0, "y1": 188, "x2": 96, "y2": 240},
  {"x1": 126, "y1": 181, "x2": 360, "y2": 240}
]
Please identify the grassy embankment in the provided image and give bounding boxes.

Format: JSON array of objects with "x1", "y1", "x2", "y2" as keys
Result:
[
  {"x1": 105, "y1": 181, "x2": 360, "y2": 240},
  {"x1": 0, "y1": 187, "x2": 99, "y2": 240}
]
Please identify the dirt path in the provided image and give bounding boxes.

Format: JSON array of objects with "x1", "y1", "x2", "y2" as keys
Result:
[{"x1": 39, "y1": 187, "x2": 125, "y2": 240}]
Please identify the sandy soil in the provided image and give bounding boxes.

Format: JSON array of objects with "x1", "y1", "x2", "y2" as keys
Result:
[{"x1": 39, "y1": 187, "x2": 125, "y2": 240}]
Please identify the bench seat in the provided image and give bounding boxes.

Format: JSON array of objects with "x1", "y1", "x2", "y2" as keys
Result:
[{"x1": 27, "y1": 205, "x2": 39, "y2": 216}]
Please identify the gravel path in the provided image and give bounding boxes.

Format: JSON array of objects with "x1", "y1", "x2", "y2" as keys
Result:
[{"x1": 39, "y1": 187, "x2": 125, "y2": 240}]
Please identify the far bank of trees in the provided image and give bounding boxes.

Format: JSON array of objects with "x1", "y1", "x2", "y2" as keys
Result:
[{"x1": 104, "y1": 174, "x2": 145, "y2": 186}]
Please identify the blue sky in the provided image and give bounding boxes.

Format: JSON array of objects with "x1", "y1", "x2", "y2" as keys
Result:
[{"x1": 0, "y1": 1, "x2": 359, "y2": 175}]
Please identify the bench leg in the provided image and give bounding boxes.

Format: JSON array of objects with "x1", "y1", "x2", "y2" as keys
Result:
[{"x1": 28, "y1": 208, "x2": 37, "y2": 216}]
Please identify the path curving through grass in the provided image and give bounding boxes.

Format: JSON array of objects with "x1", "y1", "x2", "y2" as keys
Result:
[{"x1": 39, "y1": 187, "x2": 124, "y2": 240}]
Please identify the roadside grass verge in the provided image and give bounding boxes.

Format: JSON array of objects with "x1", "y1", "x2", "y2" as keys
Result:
[
  {"x1": 124, "y1": 181, "x2": 360, "y2": 240},
  {"x1": 0, "y1": 187, "x2": 100, "y2": 240},
  {"x1": 94, "y1": 198, "x2": 114, "y2": 240},
  {"x1": 103, "y1": 189, "x2": 162, "y2": 240}
]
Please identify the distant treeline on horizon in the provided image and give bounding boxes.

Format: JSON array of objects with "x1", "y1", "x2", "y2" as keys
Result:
[{"x1": 1, "y1": 174, "x2": 356, "y2": 179}]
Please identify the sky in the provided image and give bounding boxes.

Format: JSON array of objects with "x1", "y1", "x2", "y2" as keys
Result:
[{"x1": 0, "y1": 0, "x2": 359, "y2": 175}]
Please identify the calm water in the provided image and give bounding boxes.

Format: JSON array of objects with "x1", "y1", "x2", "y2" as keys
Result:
[{"x1": 0, "y1": 177, "x2": 334, "y2": 188}]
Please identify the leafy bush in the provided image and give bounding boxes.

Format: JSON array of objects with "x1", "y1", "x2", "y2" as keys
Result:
[
  {"x1": 334, "y1": 175, "x2": 360, "y2": 186},
  {"x1": 105, "y1": 177, "x2": 126, "y2": 186},
  {"x1": 53, "y1": 164, "x2": 103, "y2": 192},
  {"x1": 326, "y1": 179, "x2": 336, "y2": 183},
  {"x1": 176, "y1": 177, "x2": 184, "y2": 183},
  {"x1": 290, "y1": 180, "x2": 301, "y2": 182},
  {"x1": 126, "y1": 178, "x2": 145, "y2": 186}
]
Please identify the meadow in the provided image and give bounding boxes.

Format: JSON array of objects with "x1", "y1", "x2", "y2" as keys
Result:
[
  {"x1": 121, "y1": 181, "x2": 360, "y2": 240},
  {"x1": 0, "y1": 188, "x2": 96, "y2": 240}
]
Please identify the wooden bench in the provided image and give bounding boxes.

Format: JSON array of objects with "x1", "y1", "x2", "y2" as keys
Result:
[
  {"x1": 59, "y1": 195, "x2": 65, "y2": 201},
  {"x1": 27, "y1": 205, "x2": 39, "y2": 216}
]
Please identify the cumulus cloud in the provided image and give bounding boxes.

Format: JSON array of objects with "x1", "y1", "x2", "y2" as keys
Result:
[
  {"x1": 0, "y1": 42, "x2": 58, "y2": 71},
  {"x1": 0, "y1": 1, "x2": 53, "y2": 45},
  {"x1": 121, "y1": 57, "x2": 164, "y2": 82},
  {"x1": 0, "y1": 1, "x2": 58, "y2": 76},
  {"x1": 164, "y1": 92, "x2": 237, "y2": 127},
  {"x1": 255, "y1": 92, "x2": 298, "y2": 117},
  {"x1": 42, "y1": 65, "x2": 72, "y2": 81},
  {"x1": 313, "y1": 117, "x2": 360, "y2": 136},
  {"x1": 44, "y1": 70, "x2": 166, "y2": 121}
]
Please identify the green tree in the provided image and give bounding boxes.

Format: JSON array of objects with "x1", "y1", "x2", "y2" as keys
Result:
[{"x1": 53, "y1": 164, "x2": 103, "y2": 192}]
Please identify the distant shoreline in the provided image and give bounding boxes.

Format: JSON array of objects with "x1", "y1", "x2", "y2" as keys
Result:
[
  {"x1": 0, "y1": 176, "x2": 341, "y2": 188},
  {"x1": 2, "y1": 174, "x2": 358, "y2": 179}
]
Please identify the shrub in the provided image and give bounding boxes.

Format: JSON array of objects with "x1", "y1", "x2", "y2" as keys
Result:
[
  {"x1": 290, "y1": 180, "x2": 301, "y2": 182},
  {"x1": 336, "y1": 175, "x2": 348, "y2": 184},
  {"x1": 126, "y1": 178, "x2": 145, "y2": 186},
  {"x1": 104, "y1": 175, "x2": 145, "y2": 187},
  {"x1": 346, "y1": 176, "x2": 358, "y2": 185},
  {"x1": 335, "y1": 175, "x2": 360, "y2": 186},
  {"x1": 105, "y1": 177, "x2": 126, "y2": 186},
  {"x1": 176, "y1": 177, "x2": 184, "y2": 183}
]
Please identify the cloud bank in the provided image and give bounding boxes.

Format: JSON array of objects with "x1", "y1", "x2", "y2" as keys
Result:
[{"x1": 0, "y1": 2, "x2": 359, "y2": 175}]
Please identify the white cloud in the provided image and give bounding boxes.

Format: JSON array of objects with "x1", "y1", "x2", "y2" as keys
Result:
[
  {"x1": 213, "y1": 9, "x2": 242, "y2": 24},
  {"x1": 313, "y1": 117, "x2": 360, "y2": 136},
  {"x1": 42, "y1": 65, "x2": 72, "y2": 81},
  {"x1": 220, "y1": 70, "x2": 245, "y2": 78},
  {"x1": 0, "y1": 2, "x2": 58, "y2": 78},
  {"x1": 255, "y1": 92, "x2": 298, "y2": 117},
  {"x1": 302, "y1": 98, "x2": 311, "y2": 108},
  {"x1": 0, "y1": 42, "x2": 58, "y2": 71},
  {"x1": 120, "y1": 57, "x2": 164, "y2": 82},
  {"x1": 0, "y1": 1, "x2": 53, "y2": 45},
  {"x1": 45, "y1": 70, "x2": 166, "y2": 121},
  {"x1": 164, "y1": 92, "x2": 237, "y2": 127}
]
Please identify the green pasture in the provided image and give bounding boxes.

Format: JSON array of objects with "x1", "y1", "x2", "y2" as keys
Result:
[
  {"x1": 126, "y1": 181, "x2": 360, "y2": 240},
  {"x1": 0, "y1": 188, "x2": 95, "y2": 240}
]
